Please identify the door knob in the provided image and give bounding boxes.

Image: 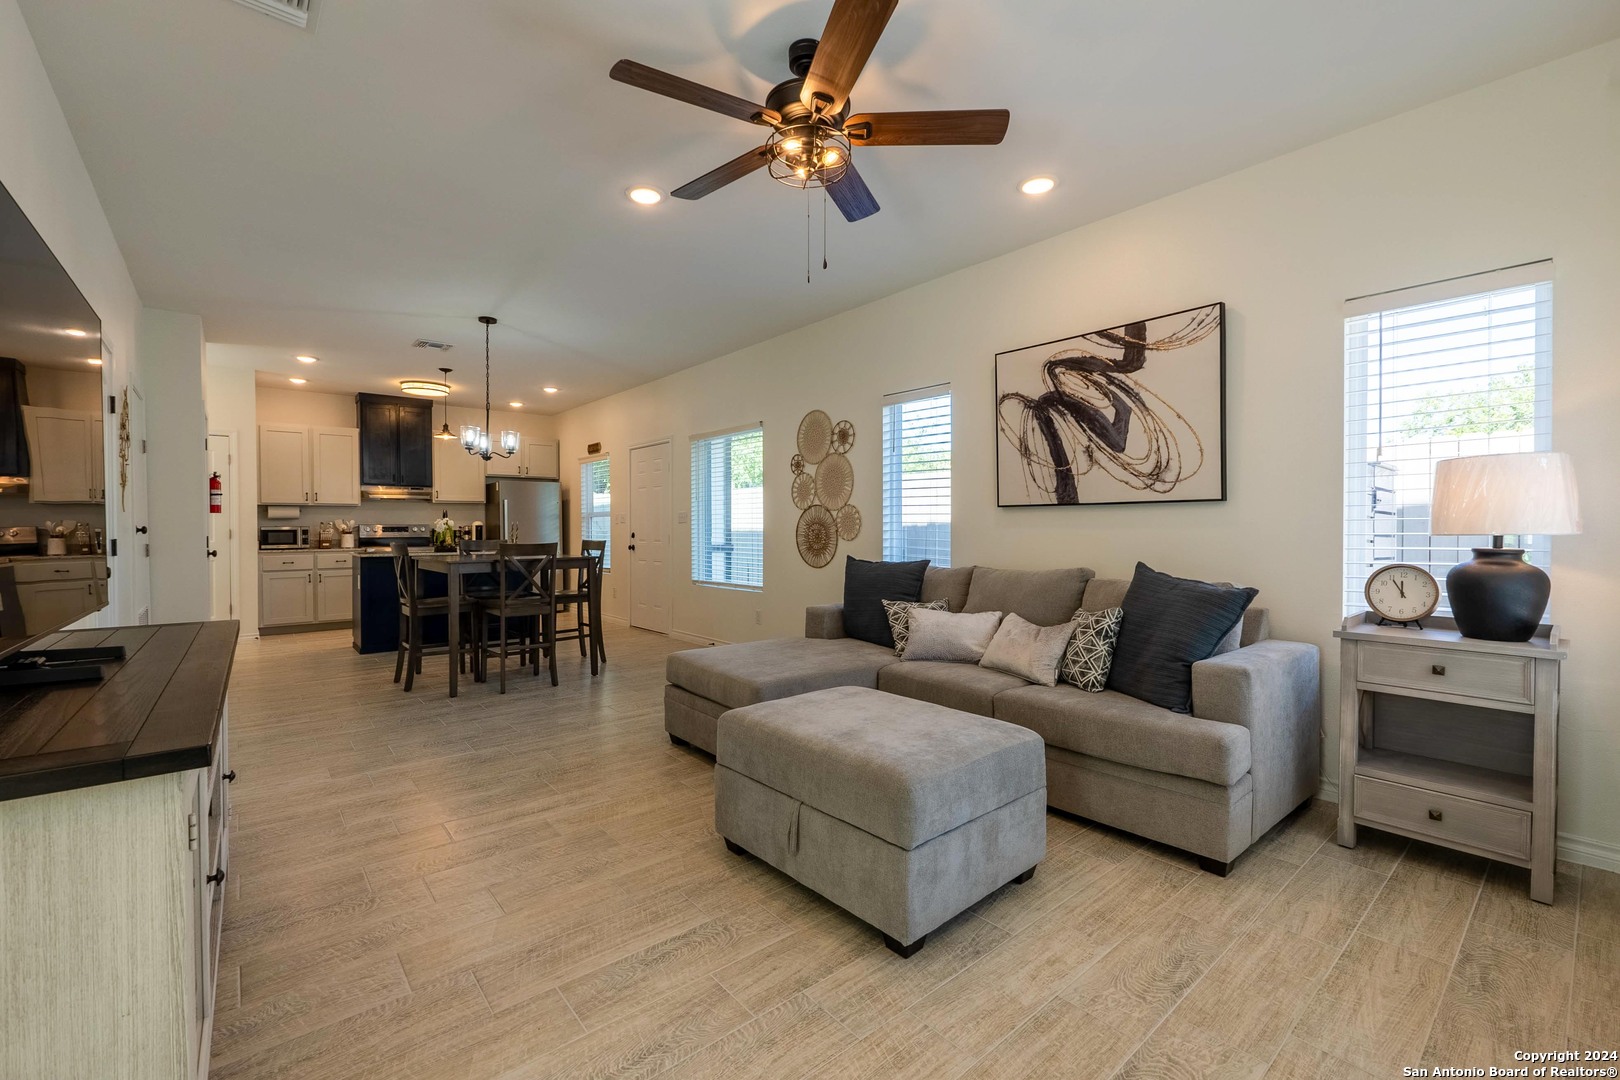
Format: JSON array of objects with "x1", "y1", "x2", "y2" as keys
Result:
[
  {"x1": 206, "y1": 867, "x2": 226, "y2": 886},
  {"x1": 135, "y1": 526, "x2": 148, "y2": 534},
  {"x1": 207, "y1": 550, "x2": 218, "y2": 559}
]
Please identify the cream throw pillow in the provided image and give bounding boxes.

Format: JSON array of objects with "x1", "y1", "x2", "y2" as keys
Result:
[
  {"x1": 902, "y1": 608, "x2": 1004, "y2": 663},
  {"x1": 979, "y1": 612, "x2": 1075, "y2": 687}
]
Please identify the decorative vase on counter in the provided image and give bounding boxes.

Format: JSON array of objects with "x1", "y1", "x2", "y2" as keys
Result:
[{"x1": 431, "y1": 515, "x2": 457, "y2": 552}]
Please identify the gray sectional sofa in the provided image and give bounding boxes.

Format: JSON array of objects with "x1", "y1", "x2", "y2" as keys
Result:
[{"x1": 666, "y1": 565, "x2": 1322, "y2": 872}]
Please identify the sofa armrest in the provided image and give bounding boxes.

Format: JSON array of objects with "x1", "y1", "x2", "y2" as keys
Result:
[
  {"x1": 805, "y1": 604, "x2": 846, "y2": 639},
  {"x1": 1192, "y1": 640, "x2": 1321, "y2": 839}
]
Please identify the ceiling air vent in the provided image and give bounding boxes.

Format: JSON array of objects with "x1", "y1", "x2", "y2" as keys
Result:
[
  {"x1": 226, "y1": 0, "x2": 313, "y2": 28},
  {"x1": 413, "y1": 339, "x2": 453, "y2": 352}
]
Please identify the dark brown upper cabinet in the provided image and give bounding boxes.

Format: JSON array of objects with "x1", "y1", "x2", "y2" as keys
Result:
[{"x1": 357, "y1": 393, "x2": 434, "y2": 491}]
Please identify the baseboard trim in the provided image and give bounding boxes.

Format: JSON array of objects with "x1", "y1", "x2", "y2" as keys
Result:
[
  {"x1": 1315, "y1": 775, "x2": 1620, "y2": 872},
  {"x1": 669, "y1": 629, "x2": 730, "y2": 647}
]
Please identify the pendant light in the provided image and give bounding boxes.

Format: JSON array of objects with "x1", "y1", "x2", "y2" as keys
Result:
[
  {"x1": 459, "y1": 316, "x2": 520, "y2": 460},
  {"x1": 432, "y1": 368, "x2": 457, "y2": 440}
]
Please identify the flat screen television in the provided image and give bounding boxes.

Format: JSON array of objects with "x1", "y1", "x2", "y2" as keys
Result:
[{"x1": 0, "y1": 177, "x2": 113, "y2": 679}]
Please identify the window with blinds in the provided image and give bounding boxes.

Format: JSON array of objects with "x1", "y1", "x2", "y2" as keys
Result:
[
  {"x1": 691, "y1": 426, "x2": 764, "y2": 588},
  {"x1": 882, "y1": 388, "x2": 951, "y2": 566},
  {"x1": 1343, "y1": 262, "x2": 1553, "y2": 616},
  {"x1": 579, "y1": 457, "x2": 611, "y2": 569}
]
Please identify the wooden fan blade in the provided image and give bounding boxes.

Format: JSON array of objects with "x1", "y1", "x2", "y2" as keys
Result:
[
  {"x1": 845, "y1": 109, "x2": 1010, "y2": 146},
  {"x1": 670, "y1": 146, "x2": 772, "y2": 200},
  {"x1": 826, "y1": 161, "x2": 880, "y2": 222},
  {"x1": 610, "y1": 59, "x2": 779, "y2": 126},
  {"x1": 802, "y1": 0, "x2": 898, "y2": 115}
]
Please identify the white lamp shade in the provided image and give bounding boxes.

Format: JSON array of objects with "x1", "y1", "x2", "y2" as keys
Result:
[{"x1": 1431, "y1": 452, "x2": 1581, "y2": 536}]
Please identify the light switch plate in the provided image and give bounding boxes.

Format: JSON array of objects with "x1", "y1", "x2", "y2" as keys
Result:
[{"x1": 677, "y1": 511, "x2": 688, "y2": 525}]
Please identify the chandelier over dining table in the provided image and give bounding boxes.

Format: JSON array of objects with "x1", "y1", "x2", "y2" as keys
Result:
[{"x1": 460, "y1": 315, "x2": 520, "y2": 460}]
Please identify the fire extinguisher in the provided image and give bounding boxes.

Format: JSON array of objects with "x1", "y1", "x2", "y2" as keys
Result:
[{"x1": 209, "y1": 472, "x2": 223, "y2": 514}]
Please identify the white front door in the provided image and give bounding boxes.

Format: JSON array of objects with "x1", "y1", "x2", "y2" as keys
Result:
[
  {"x1": 206, "y1": 434, "x2": 234, "y2": 621},
  {"x1": 629, "y1": 440, "x2": 671, "y2": 634}
]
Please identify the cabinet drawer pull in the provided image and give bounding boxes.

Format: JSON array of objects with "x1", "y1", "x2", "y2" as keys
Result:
[
  {"x1": 224, "y1": 770, "x2": 236, "y2": 783},
  {"x1": 1431, "y1": 665, "x2": 1446, "y2": 676},
  {"x1": 1428, "y1": 809, "x2": 1443, "y2": 821},
  {"x1": 206, "y1": 867, "x2": 226, "y2": 886}
]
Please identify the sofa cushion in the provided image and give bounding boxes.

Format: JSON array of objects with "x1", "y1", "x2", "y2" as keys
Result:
[
  {"x1": 1079, "y1": 577, "x2": 1130, "y2": 612},
  {"x1": 843, "y1": 557, "x2": 930, "y2": 648},
  {"x1": 994, "y1": 684, "x2": 1252, "y2": 786},
  {"x1": 902, "y1": 608, "x2": 1003, "y2": 664},
  {"x1": 717, "y1": 686, "x2": 1045, "y2": 850},
  {"x1": 963, "y1": 567, "x2": 1095, "y2": 627},
  {"x1": 1059, "y1": 607, "x2": 1123, "y2": 692},
  {"x1": 1107, "y1": 563, "x2": 1258, "y2": 713},
  {"x1": 882, "y1": 598, "x2": 949, "y2": 657},
  {"x1": 667, "y1": 637, "x2": 897, "y2": 710},
  {"x1": 878, "y1": 660, "x2": 1030, "y2": 717},
  {"x1": 979, "y1": 613, "x2": 1074, "y2": 687},
  {"x1": 920, "y1": 565, "x2": 976, "y2": 613}
]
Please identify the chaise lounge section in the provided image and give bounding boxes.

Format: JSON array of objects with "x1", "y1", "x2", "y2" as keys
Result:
[{"x1": 666, "y1": 565, "x2": 1321, "y2": 872}]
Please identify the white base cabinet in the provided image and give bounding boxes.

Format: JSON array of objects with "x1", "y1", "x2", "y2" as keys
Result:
[{"x1": 259, "y1": 551, "x2": 352, "y2": 629}]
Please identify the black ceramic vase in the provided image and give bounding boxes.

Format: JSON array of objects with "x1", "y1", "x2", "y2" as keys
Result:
[{"x1": 1445, "y1": 548, "x2": 1549, "y2": 642}]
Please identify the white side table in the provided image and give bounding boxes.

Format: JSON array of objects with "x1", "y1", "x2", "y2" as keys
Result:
[{"x1": 1334, "y1": 613, "x2": 1565, "y2": 903}]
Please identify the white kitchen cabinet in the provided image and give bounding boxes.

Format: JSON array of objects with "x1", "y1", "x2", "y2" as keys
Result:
[
  {"x1": 258, "y1": 424, "x2": 311, "y2": 504},
  {"x1": 315, "y1": 552, "x2": 353, "y2": 622},
  {"x1": 433, "y1": 429, "x2": 487, "y2": 503},
  {"x1": 311, "y1": 427, "x2": 360, "y2": 505},
  {"x1": 260, "y1": 568, "x2": 316, "y2": 626},
  {"x1": 523, "y1": 439, "x2": 560, "y2": 479},
  {"x1": 258, "y1": 425, "x2": 360, "y2": 506},
  {"x1": 22, "y1": 406, "x2": 102, "y2": 503}
]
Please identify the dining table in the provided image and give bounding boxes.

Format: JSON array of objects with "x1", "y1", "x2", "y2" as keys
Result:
[{"x1": 411, "y1": 551, "x2": 602, "y2": 698}]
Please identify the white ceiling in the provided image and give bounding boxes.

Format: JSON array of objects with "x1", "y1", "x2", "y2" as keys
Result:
[{"x1": 18, "y1": 0, "x2": 1620, "y2": 412}]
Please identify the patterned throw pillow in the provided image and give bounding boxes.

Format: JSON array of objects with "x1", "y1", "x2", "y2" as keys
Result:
[
  {"x1": 880, "y1": 598, "x2": 949, "y2": 657},
  {"x1": 1060, "y1": 607, "x2": 1124, "y2": 692}
]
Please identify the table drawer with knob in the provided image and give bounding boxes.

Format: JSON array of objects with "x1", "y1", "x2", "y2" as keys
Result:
[
  {"x1": 1353, "y1": 775, "x2": 1531, "y2": 860},
  {"x1": 1356, "y1": 641, "x2": 1534, "y2": 705}
]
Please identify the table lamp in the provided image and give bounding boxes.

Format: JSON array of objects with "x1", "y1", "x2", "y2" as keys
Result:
[{"x1": 1430, "y1": 451, "x2": 1581, "y2": 641}]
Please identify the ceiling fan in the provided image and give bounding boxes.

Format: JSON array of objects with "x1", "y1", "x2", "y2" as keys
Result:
[{"x1": 609, "y1": 0, "x2": 1009, "y2": 223}]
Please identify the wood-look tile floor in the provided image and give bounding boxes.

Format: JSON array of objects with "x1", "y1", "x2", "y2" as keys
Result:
[{"x1": 214, "y1": 627, "x2": 1620, "y2": 1080}]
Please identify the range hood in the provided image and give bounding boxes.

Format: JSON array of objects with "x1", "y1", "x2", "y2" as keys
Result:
[
  {"x1": 0, "y1": 358, "x2": 31, "y2": 488},
  {"x1": 361, "y1": 485, "x2": 432, "y2": 501}
]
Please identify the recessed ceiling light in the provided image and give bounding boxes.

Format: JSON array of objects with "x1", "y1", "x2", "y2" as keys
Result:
[
  {"x1": 86, "y1": 358, "x2": 103, "y2": 366},
  {"x1": 288, "y1": 377, "x2": 307, "y2": 385},
  {"x1": 626, "y1": 186, "x2": 663, "y2": 206},
  {"x1": 399, "y1": 378, "x2": 451, "y2": 398},
  {"x1": 63, "y1": 328, "x2": 88, "y2": 338},
  {"x1": 542, "y1": 386, "x2": 559, "y2": 394},
  {"x1": 1019, "y1": 176, "x2": 1057, "y2": 196},
  {"x1": 295, "y1": 355, "x2": 319, "y2": 364},
  {"x1": 508, "y1": 401, "x2": 524, "y2": 408}
]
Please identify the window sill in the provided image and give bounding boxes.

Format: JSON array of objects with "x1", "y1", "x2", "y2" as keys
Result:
[{"x1": 693, "y1": 581, "x2": 763, "y2": 594}]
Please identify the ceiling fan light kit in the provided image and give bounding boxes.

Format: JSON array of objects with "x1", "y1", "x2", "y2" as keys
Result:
[{"x1": 609, "y1": 0, "x2": 1008, "y2": 231}]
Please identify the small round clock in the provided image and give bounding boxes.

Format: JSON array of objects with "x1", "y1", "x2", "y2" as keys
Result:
[{"x1": 1364, "y1": 563, "x2": 1440, "y2": 626}]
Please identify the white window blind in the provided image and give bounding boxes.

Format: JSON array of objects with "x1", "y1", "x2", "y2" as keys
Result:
[
  {"x1": 580, "y1": 457, "x2": 611, "y2": 569},
  {"x1": 1343, "y1": 263, "x2": 1553, "y2": 617},
  {"x1": 882, "y1": 388, "x2": 951, "y2": 566},
  {"x1": 691, "y1": 426, "x2": 764, "y2": 588}
]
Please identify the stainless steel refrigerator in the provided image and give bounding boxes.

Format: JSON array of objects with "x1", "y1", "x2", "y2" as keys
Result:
[{"x1": 485, "y1": 478, "x2": 563, "y2": 547}]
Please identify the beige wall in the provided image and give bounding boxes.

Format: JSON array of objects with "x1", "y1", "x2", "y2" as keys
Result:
[
  {"x1": 26, "y1": 366, "x2": 100, "y2": 411},
  {"x1": 556, "y1": 41, "x2": 1620, "y2": 866}
]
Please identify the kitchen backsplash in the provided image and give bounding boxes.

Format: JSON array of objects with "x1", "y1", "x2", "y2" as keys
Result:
[{"x1": 258, "y1": 500, "x2": 485, "y2": 533}]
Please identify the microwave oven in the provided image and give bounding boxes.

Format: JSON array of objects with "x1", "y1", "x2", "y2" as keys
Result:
[{"x1": 259, "y1": 526, "x2": 309, "y2": 549}]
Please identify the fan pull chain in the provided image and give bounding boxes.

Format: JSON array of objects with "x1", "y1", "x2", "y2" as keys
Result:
[
  {"x1": 823, "y1": 188, "x2": 829, "y2": 271},
  {"x1": 806, "y1": 188, "x2": 812, "y2": 284}
]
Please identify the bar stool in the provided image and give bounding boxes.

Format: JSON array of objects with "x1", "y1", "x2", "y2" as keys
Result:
[
  {"x1": 555, "y1": 540, "x2": 606, "y2": 674},
  {"x1": 392, "y1": 543, "x2": 473, "y2": 692},
  {"x1": 471, "y1": 545, "x2": 558, "y2": 693}
]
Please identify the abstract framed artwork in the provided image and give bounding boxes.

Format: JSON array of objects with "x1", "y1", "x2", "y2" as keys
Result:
[{"x1": 995, "y1": 302, "x2": 1226, "y2": 507}]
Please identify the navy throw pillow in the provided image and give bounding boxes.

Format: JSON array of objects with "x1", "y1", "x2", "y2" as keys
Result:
[
  {"x1": 1106, "y1": 562, "x2": 1258, "y2": 713},
  {"x1": 843, "y1": 556, "x2": 930, "y2": 648}
]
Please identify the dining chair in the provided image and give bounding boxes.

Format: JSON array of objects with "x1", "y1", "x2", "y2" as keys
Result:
[
  {"x1": 471, "y1": 544, "x2": 558, "y2": 693},
  {"x1": 391, "y1": 543, "x2": 472, "y2": 692},
  {"x1": 555, "y1": 540, "x2": 606, "y2": 673}
]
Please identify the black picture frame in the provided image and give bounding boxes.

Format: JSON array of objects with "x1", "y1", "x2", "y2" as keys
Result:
[{"x1": 994, "y1": 302, "x2": 1226, "y2": 508}]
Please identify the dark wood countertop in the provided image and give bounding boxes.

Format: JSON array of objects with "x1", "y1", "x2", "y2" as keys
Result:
[{"x1": 0, "y1": 621, "x2": 238, "y2": 802}]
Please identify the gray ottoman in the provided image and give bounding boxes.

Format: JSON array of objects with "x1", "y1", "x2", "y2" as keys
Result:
[{"x1": 714, "y1": 685, "x2": 1047, "y2": 957}]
